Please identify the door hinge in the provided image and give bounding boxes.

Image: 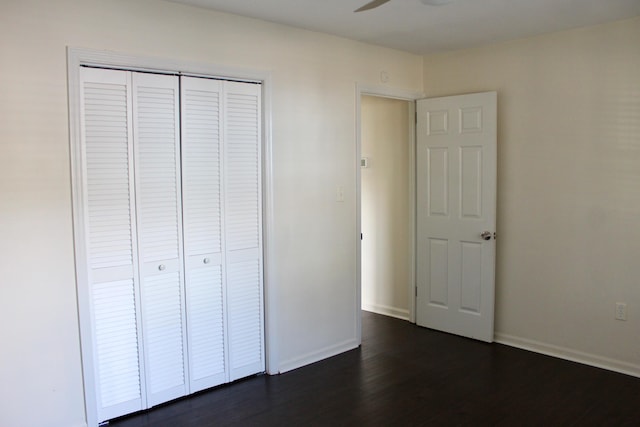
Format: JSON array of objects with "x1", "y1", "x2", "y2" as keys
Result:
[
  {"x1": 415, "y1": 287, "x2": 418, "y2": 297},
  {"x1": 361, "y1": 233, "x2": 363, "y2": 240}
]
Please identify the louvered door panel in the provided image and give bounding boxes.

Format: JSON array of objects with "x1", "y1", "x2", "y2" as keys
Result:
[
  {"x1": 223, "y1": 82, "x2": 265, "y2": 381},
  {"x1": 79, "y1": 67, "x2": 144, "y2": 423},
  {"x1": 132, "y1": 72, "x2": 188, "y2": 407},
  {"x1": 141, "y1": 272, "x2": 185, "y2": 396},
  {"x1": 227, "y1": 258, "x2": 263, "y2": 379},
  {"x1": 93, "y1": 279, "x2": 140, "y2": 409},
  {"x1": 182, "y1": 79, "x2": 223, "y2": 257},
  {"x1": 225, "y1": 86, "x2": 260, "y2": 252},
  {"x1": 181, "y1": 77, "x2": 228, "y2": 391},
  {"x1": 186, "y1": 265, "x2": 226, "y2": 389}
]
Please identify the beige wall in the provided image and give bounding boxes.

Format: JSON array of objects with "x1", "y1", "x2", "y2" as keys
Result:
[
  {"x1": 0, "y1": 1, "x2": 422, "y2": 426},
  {"x1": 361, "y1": 95, "x2": 411, "y2": 319},
  {"x1": 423, "y1": 16, "x2": 640, "y2": 373}
]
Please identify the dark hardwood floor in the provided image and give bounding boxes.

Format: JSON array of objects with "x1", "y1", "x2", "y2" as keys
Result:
[{"x1": 111, "y1": 311, "x2": 640, "y2": 426}]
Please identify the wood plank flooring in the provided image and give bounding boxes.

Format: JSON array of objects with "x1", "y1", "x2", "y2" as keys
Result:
[{"x1": 111, "y1": 311, "x2": 640, "y2": 426}]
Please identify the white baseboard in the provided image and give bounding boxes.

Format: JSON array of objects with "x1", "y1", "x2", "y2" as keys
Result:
[
  {"x1": 278, "y1": 338, "x2": 359, "y2": 374},
  {"x1": 362, "y1": 303, "x2": 410, "y2": 321},
  {"x1": 495, "y1": 332, "x2": 640, "y2": 378}
]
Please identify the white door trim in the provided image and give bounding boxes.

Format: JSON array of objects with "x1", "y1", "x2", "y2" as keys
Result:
[
  {"x1": 67, "y1": 47, "x2": 277, "y2": 427},
  {"x1": 355, "y1": 83, "x2": 424, "y2": 342}
]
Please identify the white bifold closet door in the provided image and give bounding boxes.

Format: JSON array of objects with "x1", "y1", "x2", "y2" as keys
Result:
[
  {"x1": 78, "y1": 67, "x2": 264, "y2": 425},
  {"x1": 80, "y1": 67, "x2": 145, "y2": 423},
  {"x1": 220, "y1": 80, "x2": 265, "y2": 381},
  {"x1": 132, "y1": 72, "x2": 188, "y2": 408},
  {"x1": 180, "y1": 76, "x2": 228, "y2": 393},
  {"x1": 181, "y1": 77, "x2": 265, "y2": 391}
]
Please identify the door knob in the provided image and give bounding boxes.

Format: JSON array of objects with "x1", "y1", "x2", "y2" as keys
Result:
[{"x1": 480, "y1": 231, "x2": 492, "y2": 241}]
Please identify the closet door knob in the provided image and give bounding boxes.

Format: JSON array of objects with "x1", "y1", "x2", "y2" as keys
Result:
[
  {"x1": 158, "y1": 264, "x2": 166, "y2": 271},
  {"x1": 203, "y1": 258, "x2": 210, "y2": 264}
]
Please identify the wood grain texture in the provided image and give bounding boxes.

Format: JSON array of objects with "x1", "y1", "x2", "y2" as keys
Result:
[{"x1": 111, "y1": 311, "x2": 640, "y2": 426}]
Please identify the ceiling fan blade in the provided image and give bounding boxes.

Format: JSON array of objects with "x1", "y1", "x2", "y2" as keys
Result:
[{"x1": 355, "y1": 0, "x2": 392, "y2": 12}]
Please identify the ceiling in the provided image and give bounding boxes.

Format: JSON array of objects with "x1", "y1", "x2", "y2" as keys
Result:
[{"x1": 166, "y1": 0, "x2": 640, "y2": 54}]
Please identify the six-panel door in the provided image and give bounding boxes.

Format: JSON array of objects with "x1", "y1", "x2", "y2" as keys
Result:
[{"x1": 416, "y1": 92, "x2": 497, "y2": 343}]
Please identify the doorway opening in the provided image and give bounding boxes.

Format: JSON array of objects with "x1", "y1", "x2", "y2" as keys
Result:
[
  {"x1": 360, "y1": 95, "x2": 413, "y2": 320},
  {"x1": 356, "y1": 85, "x2": 422, "y2": 341}
]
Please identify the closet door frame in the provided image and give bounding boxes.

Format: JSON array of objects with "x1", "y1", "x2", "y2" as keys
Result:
[{"x1": 67, "y1": 47, "x2": 277, "y2": 427}]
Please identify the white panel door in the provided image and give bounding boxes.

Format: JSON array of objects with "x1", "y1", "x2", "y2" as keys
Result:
[
  {"x1": 416, "y1": 92, "x2": 497, "y2": 342},
  {"x1": 79, "y1": 67, "x2": 145, "y2": 423},
  {"x1": 181, "y1": 76, "x2": 229, "y2": 392},
  {"x1": 132, "y1": 72, "x2": 189, "y2": 406},
  {"x1": 223, "y1": 81, "x2": 265, "y2": 381}
]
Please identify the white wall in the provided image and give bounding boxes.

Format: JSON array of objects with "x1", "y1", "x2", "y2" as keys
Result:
[
  {"x1": 0, "y1": 1, "x2": 422, "y2": 426},
  {"x1": 361, "y1": 95, "x2": 411, "y2": 320},
  {"x1": 423, "y1": 16, "x2": 640, "y2": 375}
]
